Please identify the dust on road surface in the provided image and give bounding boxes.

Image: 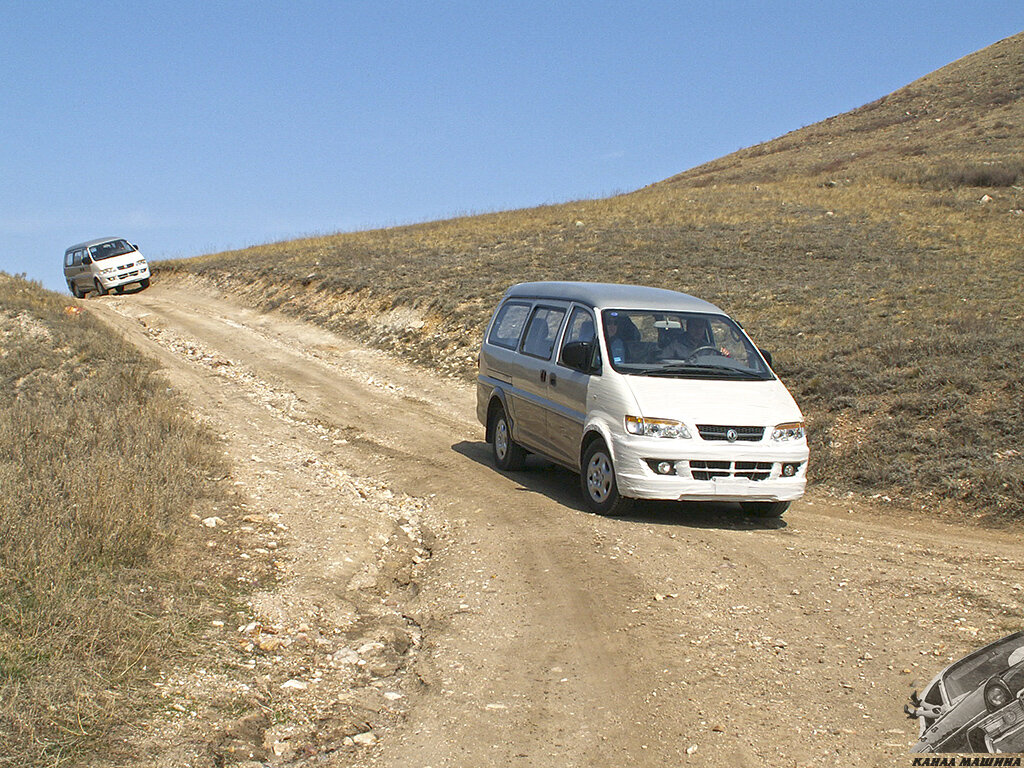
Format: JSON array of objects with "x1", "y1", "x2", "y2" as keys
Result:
[{"x1": 87, "y1": 280, "x2": 1023, "y2": 767}]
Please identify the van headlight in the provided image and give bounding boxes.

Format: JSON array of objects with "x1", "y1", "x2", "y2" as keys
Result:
[
  {"x1": 101, "y1": 266, "x2": 118, "y2": 275},
  {"x1": 625, "y1": 416, "x2": 692, "y2": 439},
  {"x1": 772, "y1": 422, "x2": 805, "y2": 441}
]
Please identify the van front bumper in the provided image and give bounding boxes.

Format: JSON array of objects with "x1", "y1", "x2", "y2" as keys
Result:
[
  {"x1": 612, "y1": 436, "x2": 808, "y2": 502},
  {"x1": 98, "y1": 264, "x2": 150, "y2": 289}
]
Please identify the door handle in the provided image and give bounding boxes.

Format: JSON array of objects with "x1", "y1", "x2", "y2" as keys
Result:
[{"x1": 540, "y1": 370, "x2": 546, "y2": 383}]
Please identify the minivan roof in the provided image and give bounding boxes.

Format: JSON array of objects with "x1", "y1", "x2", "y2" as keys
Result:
[
  {"x1": 503, "y1": 281, "x2": 724, "y2": 314},
  {"x1": 64, "y1": 237, "x2": 129, "y2": 253}
]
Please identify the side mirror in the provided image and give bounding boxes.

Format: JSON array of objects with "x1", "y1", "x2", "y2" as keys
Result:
[
  {"x1": 129, "y1": 243, "x2": 138, "y2": 251},
  {"x1": 561, "y1": 341, "x2": 598, "y2": 373},
  {"x1": 759, "y1": 348, "x2": 773, "y2": 367},
  {"x1": 82, "y1": 255, "x2": 93, "y2": 265}
]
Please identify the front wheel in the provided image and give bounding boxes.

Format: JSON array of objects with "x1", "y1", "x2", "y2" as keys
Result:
[
  {"x1": 581, "y1": 441, "x2": 631, "y2": 516},
  {"x1": 139, "y1": 277, "x2": 150, "y2": 290},
  {"x1": 491, "y1": 407, "x2": 526, "y2": 471},
  {"x1": 94, "y1": 279, "x2": 107, "y2": 297},
  {"x1": 740, "y1": 501, "x2": 790, "y2": 518}
]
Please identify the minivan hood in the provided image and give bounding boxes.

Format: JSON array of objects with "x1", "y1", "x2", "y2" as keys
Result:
[
  {"x1": 102, "y1": 253, "x2": 142, "y2": 269},
  {"x1": 622, "y1": 375, "x2": 802, "y2": 426}
]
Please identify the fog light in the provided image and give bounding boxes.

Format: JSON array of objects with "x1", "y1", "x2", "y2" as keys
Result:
[
  {"x1": 782, "y1": 463, "x2": 799, "y2": 477},
  {"x1": 656, "y1": 461, "x2": 675, "y2": 475}
]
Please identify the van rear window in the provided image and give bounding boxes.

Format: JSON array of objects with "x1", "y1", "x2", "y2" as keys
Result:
[{"x1": 488, "y1": 301, "x2": 531, "y2": 349}]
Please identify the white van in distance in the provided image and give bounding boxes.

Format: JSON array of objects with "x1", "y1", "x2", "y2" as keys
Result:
[
  {"x1": 64, "y1": 237, "x2": 151, "y2": 298},
  {"x1": 476, "y1": 281, "x2": 808, "y2": 517}
]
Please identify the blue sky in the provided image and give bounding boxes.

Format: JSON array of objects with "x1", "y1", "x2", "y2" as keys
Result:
[{"x1": 2, "y1": 3, "x2": 1021, "y2": 292}]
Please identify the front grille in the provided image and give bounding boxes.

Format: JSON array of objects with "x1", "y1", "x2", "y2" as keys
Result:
[
  {"x1": 689, "y1": 460, "x2": 772, "y2": 481},
  {"x1": 697, "y1": 424, "x2": 764, "y2": 442},
  {"x1": 117, "y1": 270, "x2": 140, "y2": 279}
]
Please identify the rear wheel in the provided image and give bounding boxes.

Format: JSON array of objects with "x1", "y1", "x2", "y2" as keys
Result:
[
  {"x1": 490, "y1": 406, "x2": 526, "y2": 471},
  {"x1": 68, "y1": 281, "x2": 83, "y2": 299},
  {"x1": 740, "y1": 501, "x2": 790, "y2": 518},
  {"x1": 581, "y1": 440, "x2": 631, "y2": 516}
]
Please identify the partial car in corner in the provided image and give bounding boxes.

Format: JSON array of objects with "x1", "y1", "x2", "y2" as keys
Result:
[{"x1": 907, "y1": 630, "x2": 1024, "y2": 752}]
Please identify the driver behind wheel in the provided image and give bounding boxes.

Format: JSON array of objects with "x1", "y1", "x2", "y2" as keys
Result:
[{"x1": 660, "y1": 317, "x2": 711, "y2": 359}]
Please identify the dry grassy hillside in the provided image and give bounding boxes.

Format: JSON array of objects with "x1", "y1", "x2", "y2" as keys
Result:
[
  {"x1": 162, "y1": 32, "x2": 1024, "y2": 518},
  {"x1": 0, "y1": 274, "x2": 237, "y2": 765}
]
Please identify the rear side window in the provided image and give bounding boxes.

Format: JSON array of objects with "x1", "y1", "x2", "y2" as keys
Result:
[
  {"x1": 64, "y1": 251, "x2": 74, "y2": 267},
  {"x1": 521, "y1": 306, "x2": 567, "y2": 360},
  {"x1": 488, "y1": 301, "x2": 531, "y2": 349}
]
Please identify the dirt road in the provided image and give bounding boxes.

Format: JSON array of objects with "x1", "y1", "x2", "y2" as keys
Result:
[{"x1": 88, "y1": 280, "x2": 1023, "y2": 767}]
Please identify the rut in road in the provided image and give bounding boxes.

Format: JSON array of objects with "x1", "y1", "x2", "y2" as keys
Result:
[{"x1": 88, "y1": 280, "x2": 1024, "y2": 768}]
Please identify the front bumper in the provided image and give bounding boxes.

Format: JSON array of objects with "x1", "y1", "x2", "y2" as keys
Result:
[
  {"x1": 98, "y1": 264, "x2": 150, "y2": 288},
  {"x1": 612, "y1": 433, "x2": 808, "y2": 502}
]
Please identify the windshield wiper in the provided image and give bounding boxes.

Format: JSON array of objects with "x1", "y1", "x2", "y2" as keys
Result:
[{"x1": 629, "y1": 362, "x2": 764, "y2": 378}]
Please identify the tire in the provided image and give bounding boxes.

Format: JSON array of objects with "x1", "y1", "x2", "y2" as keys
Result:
[
  {"x1": 491, "y1": 406, "x2": 526, "y2": 471},
  {"x1": 68, "y1": 281, "x2": 83, "y2": 299},
  {"x1": 139, "y1": 277, "x2": 150, "y2": 290},
  {"x1": 581, "y1": 440, "x2": 631, "y2": 516},
  {"x1": 114, "y1": 285, "x2": 125, "y2": 294},
  {"x1": 740, "y1": 501, "x2": 790, "y2": 518},
  {"x1": 94, "y1": 279, "x2": 107, "y2": 297}
]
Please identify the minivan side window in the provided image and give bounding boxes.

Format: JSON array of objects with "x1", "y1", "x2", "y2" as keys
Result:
[
  {"x1": 559, "y1": 307, "x2": 599, "y2": 365},
  {"x1": 488, "y1": 301, "x2": 532, "y2": 349},
  {"x1": 64, "y1": 251, "x2": 74, "y2": 268},
  {"x1": 521, "y1": 306, "x2": 566, "y2": 360},
  {"x1": 73, "y1": 250, "x2": 83, "y2": 266}
]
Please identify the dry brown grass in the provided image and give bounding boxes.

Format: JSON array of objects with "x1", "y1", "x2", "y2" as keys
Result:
[
  {"x1": 0, "y1": 274, "x2": 235, "y2": 766},
  {"x1": 161, "y1": 32, "x2": 1024, "y2": 518}
]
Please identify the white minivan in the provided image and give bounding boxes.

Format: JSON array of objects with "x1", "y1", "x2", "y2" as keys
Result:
[
  {"x1": 64, "y1": 237, "x2": 150, "y2": 298},
  {"x1": 476, "y1": 282, "x2": 808, "y2": 517}
]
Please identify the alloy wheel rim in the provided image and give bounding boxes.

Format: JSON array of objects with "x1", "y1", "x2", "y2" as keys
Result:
[
  {"x1": 587, "y1": 452, "x2": 612, "y2": 502},
  {"x1": 496, "y1": 419, "x2": 509, "y2": 460}
]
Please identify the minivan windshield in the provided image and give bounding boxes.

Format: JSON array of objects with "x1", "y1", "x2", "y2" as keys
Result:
[
  {"x1": 88, "y1": 240, "x2": 135, "y2": 260},
  {"x1": 602, "y1": 309, "x2": 773, "y2": 380}
]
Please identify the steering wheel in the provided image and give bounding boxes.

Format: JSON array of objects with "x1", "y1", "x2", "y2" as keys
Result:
[{"x1": 685, "y1": 345, "x2": 720, "y2": 361}]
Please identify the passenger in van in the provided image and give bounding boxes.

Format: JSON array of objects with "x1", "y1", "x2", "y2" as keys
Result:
[
  {"x1": 573, "y1": 315, "x2": 598, "y2": 346},
  {"x1": 604, "y1": 314, "x2": 626, "y2": 363},
  {"x1": 523, "y1": 317, "x2": 555, "y2": 358}
]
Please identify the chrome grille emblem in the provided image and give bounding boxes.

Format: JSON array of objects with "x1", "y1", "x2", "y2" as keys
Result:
[{"x1": 726, "y1": 429, "x2": 738, "y2": 443}]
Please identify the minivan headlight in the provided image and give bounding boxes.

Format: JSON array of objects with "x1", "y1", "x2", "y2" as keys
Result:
[
  {"x1": 772, "y1": 422, "x2": 805, "y2": 441},
  {"x1": 625, "y1": 416, "x2": 692, "y2": 439},
  {"x1": 101, "y1": 266, "x2": 118, "y2": 275}
]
